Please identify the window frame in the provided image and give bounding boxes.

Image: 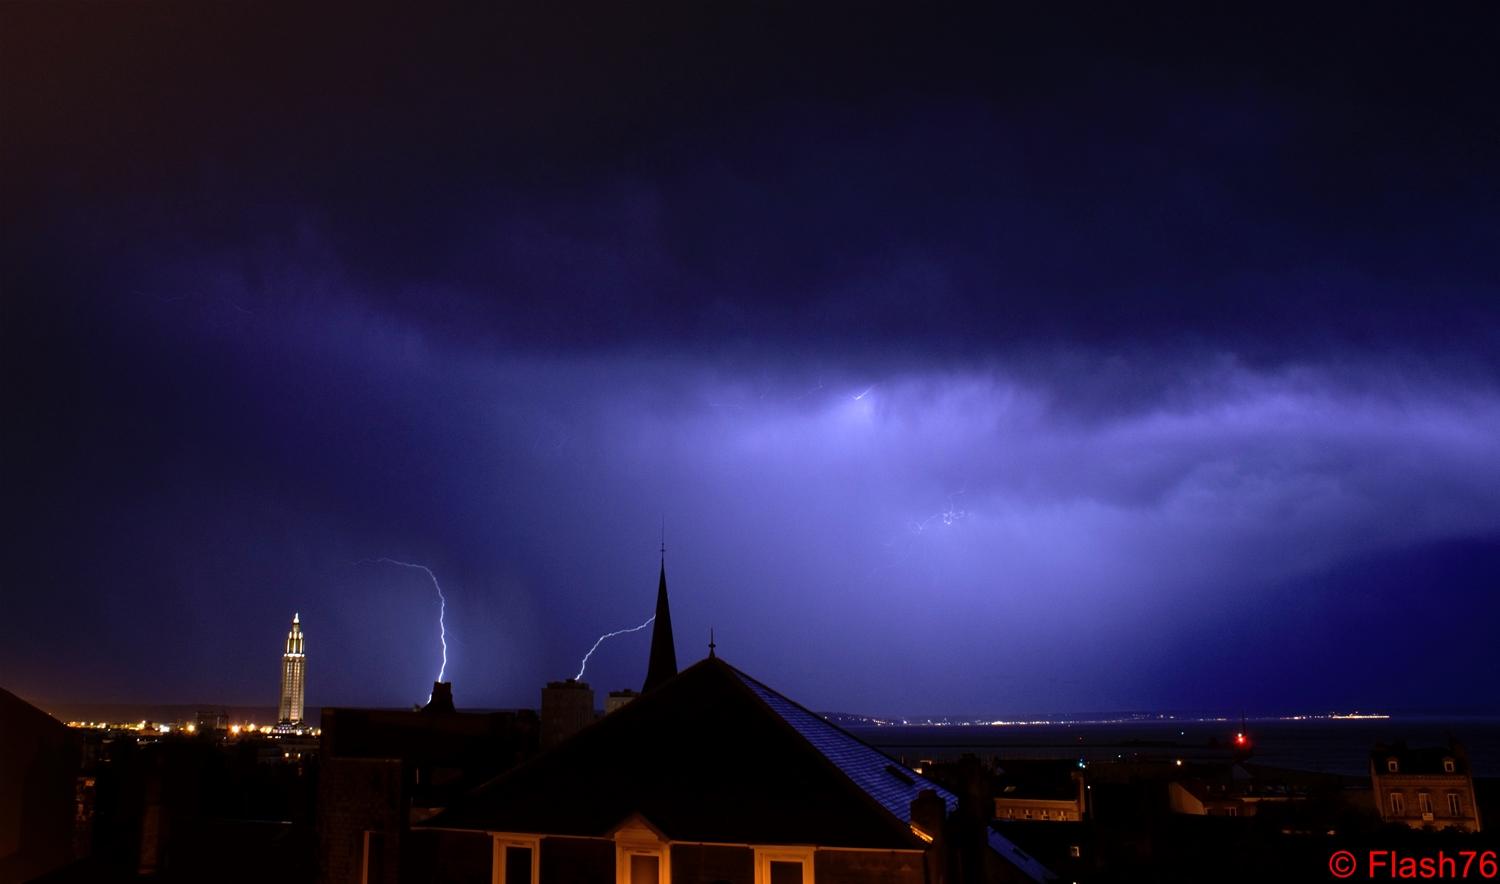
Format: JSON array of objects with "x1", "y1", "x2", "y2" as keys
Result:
[
  {"x1": 753, "y1": 846, "x2": 815, "y2": 884},
  {"x1": 1390, "y1": 792, "x2": 1405, "y2": 816},
  {"x1": 492, "y1": 833, "x2": 540, "y2": 884},
  {"x1": 1448, "y1": 793, "x2": 1463, "y2": 816}
]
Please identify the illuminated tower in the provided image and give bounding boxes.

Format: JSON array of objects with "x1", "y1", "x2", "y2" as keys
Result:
[
  {"x1": 278, "y1": 613, "x2": 306, "y2": 724},
  {"x1": 642, "y1": 553, "x2": 677, "y2": 692}
]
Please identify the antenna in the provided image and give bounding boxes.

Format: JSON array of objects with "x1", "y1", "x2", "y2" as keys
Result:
[{"x1": 709, "y1": 628, "x2": 716, "y2": 659}]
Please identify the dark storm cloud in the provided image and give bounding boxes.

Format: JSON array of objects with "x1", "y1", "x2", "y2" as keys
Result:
[
  {"x1": 3, "y1": 3, "x2": 1499, "y2": 712},
  {"x1": 8, "y1": 3, "x2": 1500, "y2": 359}
]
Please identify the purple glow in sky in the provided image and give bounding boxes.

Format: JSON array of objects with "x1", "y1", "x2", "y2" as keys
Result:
[{"x1": 3, "y1": 3, "x2": 1499, "y2": 716}]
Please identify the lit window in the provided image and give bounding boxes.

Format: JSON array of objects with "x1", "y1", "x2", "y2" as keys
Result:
[
  {"x1": 1443, "y1": 759, "x2": 1456, "y2": 773},
  {"x1": 1390, "y1": 792, "x2": 1405, "y2": 816},
  {"x1": 493, "y1": 835, "x2": 539, "y2": 884},
  {"x1": 755, "y1": 847, "x2": 813, "y2": 884},
  {"x1": 627, "y1": 853, "x2": 660, "y2": 884},
  {"x1": 1448, "y1": 794, "x2": 1462, "y2": 816},
  {"x1": 1041, "y1": 810, "x2": 1049, "y2": 820}
]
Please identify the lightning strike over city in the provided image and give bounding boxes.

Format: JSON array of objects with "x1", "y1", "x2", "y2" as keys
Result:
[
  {"x1": 358, "y1": 558, "x2": 450, "y2": 686},
  {"x1": 575, "y1": 615, "x2": 656, "y2": 682},
  {"x1": 7, "y1": 5, "x2": 1500, "y2": 882}
]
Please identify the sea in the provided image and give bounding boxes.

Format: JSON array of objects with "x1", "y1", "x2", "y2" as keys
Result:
[
  {"x1": 848, "y1": 717, "x2": 1500, "y2": 778},
  {"x1": 45, "y1": 699, "x2": 1500, "y2": 779}
]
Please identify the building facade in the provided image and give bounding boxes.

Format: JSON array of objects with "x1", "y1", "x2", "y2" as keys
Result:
[
  {"x1": 279, "y1": 613, "x2": 306, "y2": 725},
  {"x1": 540, "y1": 680, "x2": 596, "y2": 749},
  {"x1": 991, "y1": 761, "x2": 1087, "y2": 823},
  {"x1": 1370, "y1": 742, "x2": 1482, "y2": 832}
]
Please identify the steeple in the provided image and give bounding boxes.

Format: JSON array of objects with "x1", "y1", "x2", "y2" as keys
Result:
[
  {"x1": 642, "y1": 550, "x2": 677, "y2": 692},
  {"x1": 278, "y1": 612, "x2": 306, "y2": 725}
]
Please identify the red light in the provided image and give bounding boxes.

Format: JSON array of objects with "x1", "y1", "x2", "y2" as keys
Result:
[{"x1": 1235, "y1": 732, "x2": 1248, "y2": 746}]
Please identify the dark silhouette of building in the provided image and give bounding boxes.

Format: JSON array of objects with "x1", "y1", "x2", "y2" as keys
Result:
[
  {"x1": 316, "y1": 681, "x2": 537, "y2": 884},
  {"x1": 1370, "y1": 741, "x2": 1482, "y2": 831},
  {"x1": 604, "y1": 689, "x2": 640, "y2": 715},
  {"x1": 417, "y1": 656, "x2": 1053, "y2": 883},
  {"x1": 642, "y1": 555, "x2": 677, "y2": 693},
  {"x1": 540, "y1": 680, "x2": 595, "y2": 749},
  {"x1": 0, "y1": 688, "x2": 80, "y2": 884}
]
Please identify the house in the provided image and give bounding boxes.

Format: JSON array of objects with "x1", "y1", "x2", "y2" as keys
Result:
[
  {"x1": 415, "y1": 654, "x2": 1055, "y2": 883},
  {"x1": 989, "y1": 760, "x2": 1086, "y2": 823},
  {"x1": 1369, "y1": 742, "x2": 1481, "y2": 832}
]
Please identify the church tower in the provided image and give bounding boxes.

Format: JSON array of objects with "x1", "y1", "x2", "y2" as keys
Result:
[
  {"x1": 642, "y1": 553, "x2": 677, "y2": 692},
  {"x1": 278, "y1": 613, "x2": 306, "y2": 724}
]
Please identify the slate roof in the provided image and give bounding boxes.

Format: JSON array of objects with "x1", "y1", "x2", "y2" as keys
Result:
[
  {"x1": 1371, "y1": 742, "x2": 1470, "y2": 775},
  {"x1": 730, "y1": 666, "x2": 959, "y2": 821},
  {"x1": 991, "y1": 759, "x2": 1082, "y2": 802},
  {"x1": 426, "y1": 653, "x2": 1049, "y2": 884}
]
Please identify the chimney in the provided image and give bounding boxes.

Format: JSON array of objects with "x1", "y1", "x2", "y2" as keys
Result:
[
  {"x1": 951, "y1": 754, "x2": 992, "y2": 884},
  {"x1": 910, "y1": 789, "x2": 948, "y2": 884},
  {"x1": 422, "y1": 681, "x2": 456, "y2": 714}
]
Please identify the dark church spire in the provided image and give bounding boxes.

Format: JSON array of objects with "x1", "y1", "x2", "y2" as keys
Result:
[{"x1": 642, "y1": 549, "x2": 677, "y2": 692}]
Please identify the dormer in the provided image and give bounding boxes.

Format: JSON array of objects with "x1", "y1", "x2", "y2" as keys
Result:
[{"x1": 1386, "y1": 758, "x2": 1399, "y2": 773}]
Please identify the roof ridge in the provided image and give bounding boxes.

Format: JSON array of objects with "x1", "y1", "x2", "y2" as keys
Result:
[
  {"x1": 721, "y1": 661, "x2": 952, "y2": 847},
  {"x1": 728, "y1": 663, "x2": 957, "y2": 794}
]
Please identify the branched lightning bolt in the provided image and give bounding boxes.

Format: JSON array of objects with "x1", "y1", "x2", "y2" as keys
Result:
[
  {"x1": 575, "y1": 615, "x2": 655, "y2": 681},
  {"x1": 358, "y1": 558, "x2": 448, "y2": 684}
]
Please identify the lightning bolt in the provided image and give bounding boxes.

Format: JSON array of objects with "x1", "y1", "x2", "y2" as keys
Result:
[
  {"x1": 358, "y1": 558, "x2": 449, "y2": 685},
  {"x1": 575, "y1": 615, "x2": 656, "y2": 682}
]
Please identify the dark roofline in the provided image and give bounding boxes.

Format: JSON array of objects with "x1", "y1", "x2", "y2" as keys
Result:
[
  {"x1": 715, "y1": 659, "x2": 931, "y2": 848},
  {"x1": 437, "y1": 656, "x2": 928, "y2": 848}
]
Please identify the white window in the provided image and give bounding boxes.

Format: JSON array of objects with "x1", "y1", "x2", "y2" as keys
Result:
[
  {"x1": 1419, "y1": 793, "x2": 1433, "y2": 814},
  {"x1": 1390, "y1": 792, "x2": 1405, "y2": 816},
  {"x1": 1448, "y1": 794, "x2": 1462, "y2": 815},
  {"x1": 1444, "y1": 759, "x2": 1456, "y2": 773},
  {"x1": 754, "y1": 847, "x2": 813, "y2": 884},
  {"x1": 493, "y1": 835, "x2": 539, "y2": 884},
  {"x1": 1387, "y1": 759, "x2": 1399, "y2": 773}
]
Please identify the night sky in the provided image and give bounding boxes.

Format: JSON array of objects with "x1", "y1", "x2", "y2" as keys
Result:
[{"x1": 4, "y1": 4, "x2": 1499, "y2": 717}]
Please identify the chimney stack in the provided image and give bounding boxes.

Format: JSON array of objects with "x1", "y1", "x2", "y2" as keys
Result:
[{"x1": 422, "y1": 681, "x2": 456, "y2": 714}]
